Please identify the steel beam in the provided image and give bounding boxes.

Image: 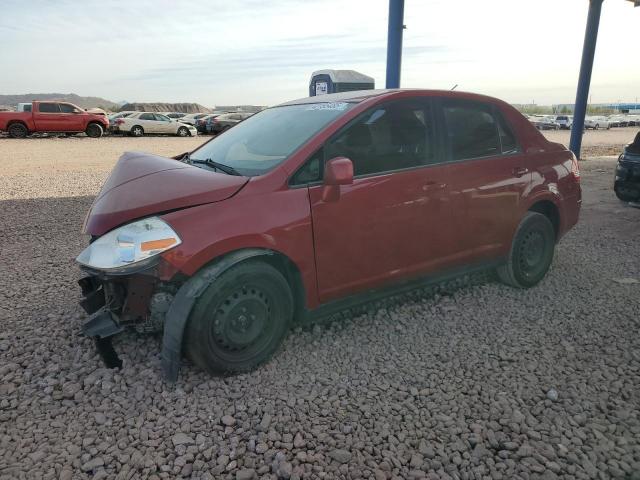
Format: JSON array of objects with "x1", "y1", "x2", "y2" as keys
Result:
[
  {"x1": 385, "y1": 0, "x2": 405, "y2": 89},
  {"x1": 570, "y1": 0, "x2": 604, "y2": 159}
]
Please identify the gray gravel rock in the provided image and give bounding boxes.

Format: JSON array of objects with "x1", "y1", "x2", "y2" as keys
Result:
[{"x1": 0, "y1": 148, "x2": 637, "y2": 480}]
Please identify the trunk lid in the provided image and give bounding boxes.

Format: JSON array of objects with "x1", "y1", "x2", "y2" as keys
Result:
[{"x1": 84, "y1": 151, "x2": 249, "y2": 236}]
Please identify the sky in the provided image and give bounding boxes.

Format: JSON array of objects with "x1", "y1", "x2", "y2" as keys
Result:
[{"x1": 0, "y1": 0, "x2": 638, "y2": 107}]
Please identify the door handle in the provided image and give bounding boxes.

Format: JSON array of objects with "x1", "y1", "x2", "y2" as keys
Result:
[
  {"x1": 423, "y1": 181, "x2": 447, "y2": 191},
  {"x1": 512, "y1": 167, "x2": 529, "y2": 177}
]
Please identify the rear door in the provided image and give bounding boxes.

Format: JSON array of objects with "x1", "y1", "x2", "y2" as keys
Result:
[
  {"x1": 138, "y1": 113, "x2": 159, "y2": 133},
  {"x1": 307, "y1": 97, "x2": 463, "y2": 303},
  {"x1": 437, "y1": 98, "x2": 530, "y2": 263},
  {"x1": 33, "y1": 102, "x2": 64, "y2": 131}
]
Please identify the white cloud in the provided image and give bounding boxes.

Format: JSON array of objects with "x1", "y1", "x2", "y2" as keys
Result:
[{"x1": 0, "y1": 0, "x2": 638, "y2": 106}]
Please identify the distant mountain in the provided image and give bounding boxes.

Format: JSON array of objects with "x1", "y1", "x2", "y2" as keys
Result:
[
  {"x1": 0, "y1": 93, "x2": 119, "y2": 111},
  {"x1": 118, "y1": 102, "x2": 212, "y2": 114}
]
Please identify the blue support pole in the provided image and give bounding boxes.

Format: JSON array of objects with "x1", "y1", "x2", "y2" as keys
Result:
[
  {"x1": 385, "y1": 0, "x2": 405, "y2": 89},
  {"x1": 570, "y1": 0, "x2": 604, "y2": 159}
]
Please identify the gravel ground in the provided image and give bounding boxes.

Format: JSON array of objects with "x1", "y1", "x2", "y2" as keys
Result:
[{"x1": 1, "y1": 136, "x2": 639, "y2": 480}]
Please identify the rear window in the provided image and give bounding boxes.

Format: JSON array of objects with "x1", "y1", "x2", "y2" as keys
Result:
[
  {"x1": 443, "y1": 101, "x2": 501, "y2": 160},
  {"x1": 39, "y1": 103, "x2": 61, "y2": 113}
]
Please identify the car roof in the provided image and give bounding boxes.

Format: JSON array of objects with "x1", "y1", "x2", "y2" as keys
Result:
[{"x1": 276, "y1": 88, "x2": 510, "y2": 107}]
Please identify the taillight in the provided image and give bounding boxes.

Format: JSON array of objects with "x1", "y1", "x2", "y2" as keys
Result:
[
  {"x1": 115, "y1": 119, "x2": 125, "y2": 125},
  {"x1": 570, "y1": 153, "x2": 580, "y2": 182}
]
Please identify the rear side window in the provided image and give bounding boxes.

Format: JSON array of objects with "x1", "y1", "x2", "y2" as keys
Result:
[
  {"x1": 496, "y1": 111, "x2": 518, "y2": 154},
  {"x1": 139, "y1": 113, "x2": 155, "y2": 121},
  {"x1": 443, "y1": 101, "x2": 500, "y2": 160},
  {"x1": 39, "y1": 103, "x2": 61, "y2": 113}
]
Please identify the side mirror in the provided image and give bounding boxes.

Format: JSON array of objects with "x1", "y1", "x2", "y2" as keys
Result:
[
  {"x1": 322, "y1": 157, "x2": 353, "y2": 202},
  {"x1": 324, "y1": 157, "x2": 353, "y2": 186}
]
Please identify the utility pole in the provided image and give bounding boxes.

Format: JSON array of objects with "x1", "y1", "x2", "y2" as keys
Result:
[{"x1": 385, "y1": 0, "x2": 405, "y2": 89}]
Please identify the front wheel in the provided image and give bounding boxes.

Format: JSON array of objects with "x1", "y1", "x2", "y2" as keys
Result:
[
  {"x1": 594, "y1": 124, "x2": 599, "y2": 130},
  {"x1": 185, "y1": 261, "x2": 293, "y2": 375},
  {"x1": 85, "y1": 123, "x2": 103, "y2": 138},
  {"x1": 497, "y1": 212, "x2": 555, "y2": 288},
  {"x1": 177, "y1": 126, "x2": 190, "y2": 137}
]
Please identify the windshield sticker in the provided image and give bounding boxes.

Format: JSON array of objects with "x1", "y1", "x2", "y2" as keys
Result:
[{"x1": 305, "y1": 102, "x2": 349, "y2": 111}]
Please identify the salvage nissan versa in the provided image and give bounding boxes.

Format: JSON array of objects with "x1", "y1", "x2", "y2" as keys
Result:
[{"x1": 76, "y1": 89, "x2": 581, "y2": 381}]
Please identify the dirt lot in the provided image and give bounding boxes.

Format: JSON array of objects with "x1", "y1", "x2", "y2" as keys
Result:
[{"x1": 0, "y1": 134, "x2": 639, "y2": 480}]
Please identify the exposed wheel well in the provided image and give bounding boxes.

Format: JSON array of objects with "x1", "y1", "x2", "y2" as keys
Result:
[
  {"x1": 254, "y1": 253, "x2": 306, "y2": 323},
  {"x1": 528, "y1": 200, "x2": 560, "y2": 239},
  {"x1": 7, "y1": 120, "x2": 28, "y2": 129}
]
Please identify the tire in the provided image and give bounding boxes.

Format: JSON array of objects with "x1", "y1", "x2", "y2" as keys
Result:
[
  {"x1": 130, "y1": 125, "x2": 144, "y2": 137},
  {"x1": 497, "y1": 212, "x2": 556, "y2": 289},
  {"x1": 177, "y1": 126, "x2": 190, "y2": 137},
  {"x1": 7, "y1": 123, "x2": 28, "y2": 138},
  {"x1": 594, "y1": 124, "x2": 599, "y2": 130},
  {"x1": 85, "y1": 123, "x2": 103, "y2": 138},
  {"x1": 185, "y1": 261, "x2": 293, "y2": 375},
  {"x1": 615, "y1": 184, "x2": 640, "y2": 202}
]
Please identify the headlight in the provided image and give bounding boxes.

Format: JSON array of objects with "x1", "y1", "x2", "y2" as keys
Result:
[{"x1": 76, "y1": 217, "x2": 181, "y2": 272}]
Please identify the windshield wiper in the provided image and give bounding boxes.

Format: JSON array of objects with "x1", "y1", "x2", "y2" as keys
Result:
[{"x1": 189, "y1": 158, "x2": 242, "y2": 176}]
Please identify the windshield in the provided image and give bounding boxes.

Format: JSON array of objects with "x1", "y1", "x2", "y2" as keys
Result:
[{"x1": 189, "y1": 102, "x2": 354, "y2": 176}]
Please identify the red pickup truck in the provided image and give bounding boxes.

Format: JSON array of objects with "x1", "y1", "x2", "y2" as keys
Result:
[{"x1": 0, "y1": 101, "x2": 109, "y2": 138}]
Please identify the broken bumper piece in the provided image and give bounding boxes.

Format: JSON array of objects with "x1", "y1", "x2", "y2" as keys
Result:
[{"x1": 83, "y1": 308, "x2": 124, "y2": 369}]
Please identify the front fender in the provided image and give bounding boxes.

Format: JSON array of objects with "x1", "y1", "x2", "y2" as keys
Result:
[{"x1": 161, "y1": 248, "x2": 273, "y2": 382}]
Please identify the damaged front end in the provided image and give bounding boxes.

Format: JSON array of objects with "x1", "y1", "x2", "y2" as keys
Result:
[
  {"x1": 75, "y1": 215, "x2": 184, "y2": 370},
  {"x1": 78, "y1": 269, "x2": 179, "y2": 369}
]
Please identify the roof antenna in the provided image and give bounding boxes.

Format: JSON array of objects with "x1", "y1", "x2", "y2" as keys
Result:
[{"x1": 451, "y1": 84, "x2": 458, "y2": 91}]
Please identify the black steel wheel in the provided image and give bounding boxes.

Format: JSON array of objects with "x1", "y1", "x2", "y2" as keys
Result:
[
  {"x1": 85, "y1": 123, "x2": 103, "y2": 138},
  {"x1": 185, "y1": 261, "x2": 293, "y2": 375},
  {"x1": 497, "y1": 212, "x2": 555, "y2": 288},
  {"x1": 8, "y1": 123, "x2": 28, "y2": 138}
]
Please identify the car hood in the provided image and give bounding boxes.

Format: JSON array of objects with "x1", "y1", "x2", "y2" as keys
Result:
[{"x1": 84, "y1": 151, "x2": 249, "y2": 236}]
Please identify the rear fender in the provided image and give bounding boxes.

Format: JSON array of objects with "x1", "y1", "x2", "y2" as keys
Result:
[{"x1": 161, "y1": 248, "x2": 273, "y2": 382}]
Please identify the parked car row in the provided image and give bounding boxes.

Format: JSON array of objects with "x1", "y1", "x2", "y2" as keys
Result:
[{"x1": 524, "y1": 113, "x2": 640, "y2": 132}]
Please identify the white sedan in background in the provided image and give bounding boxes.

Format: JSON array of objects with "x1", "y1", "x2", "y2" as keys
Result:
[
  {"x1": 112, "y1": 112, "x2": 197, "y2": 137},
  {"x1": 584, "y1": 116, "x2": 610, "y2": 130}
]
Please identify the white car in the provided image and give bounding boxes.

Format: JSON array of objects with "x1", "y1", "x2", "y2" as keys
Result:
[
  {"x1": 584, "y1": 116, "x2": 610, "y2": 130},
  {"x1": 113, "y1": 112, "x2": 197, "y2": 137},
  {"x1": 555, "y1": 115, "x2": 572, "y2": 130},
  {"x1": 177, "y1": 113, "x2": 209, "y2": 125}
]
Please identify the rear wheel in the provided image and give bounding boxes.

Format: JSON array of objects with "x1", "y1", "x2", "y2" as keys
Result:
[
  {"x1": 497, "y1": 212, "x2": 555, "y2": 288},
  {"x1": 85, "y1": 123, "x2": 103, "y2": 138},
  {"x1": 177, "y1": 126, "x2": 190, "y2": 137},
  {"x1": 130, "y1": 125, "x2": 144, "y2": 137},
  {"x1": 185, "y1": 261, "x2": 293, "y2": 375},
  {"x1": 8, "y1": 123, "x2": 28, "y2": 138}
]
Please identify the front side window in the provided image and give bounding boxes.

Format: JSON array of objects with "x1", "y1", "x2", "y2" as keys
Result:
[
  {"x1": 189, "y1": 102, "x2": 354, "y2": 177},
  {"x1": 39, "y1": 103, "x2": 61, "y2": 113},
  {"x1": 59, "y1": 103, "x2": 80, "y2": 113},
  {"x1": 155, "y1": 114, "x2": 170, "y2": 122},
  {"x1": 443, "y1": 101, "x2": 501, "y2": 160},
  {"x1": 326, "y1": 99, "x2": 434, "y2": 176}
]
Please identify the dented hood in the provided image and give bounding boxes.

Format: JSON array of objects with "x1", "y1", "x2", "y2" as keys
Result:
[{"x1": 84, "y1": 151, "x2": 249, "y2": 236}]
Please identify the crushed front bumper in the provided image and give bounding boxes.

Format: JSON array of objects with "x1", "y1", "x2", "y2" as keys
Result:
[{"x1": 78, "y1": 271, "x2": 177, "y2": 369}]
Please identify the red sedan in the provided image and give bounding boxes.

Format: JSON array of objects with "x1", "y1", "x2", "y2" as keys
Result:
[{"x1": 76, "y1": 89, "x2": 581, "y2": 380}]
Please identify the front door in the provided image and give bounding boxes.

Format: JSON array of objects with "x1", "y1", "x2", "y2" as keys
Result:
[
  {"x1": 154, "y1": 113, "x2": 174, "y2": 134},
  {"x1": 58, "y1": 103, "x2": 85, "y2": 131},
  {"x1": 308, "y1": 98, "x2": 462, "y2": 304}
]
